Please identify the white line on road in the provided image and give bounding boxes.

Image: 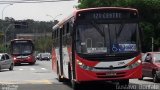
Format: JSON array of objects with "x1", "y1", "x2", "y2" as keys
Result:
[
  {"x1": 19, "y1": 69, "x2": 24, "y2": 71},
  {"x1": 41, "y1": 68, "x2": 47, "y2": 70},
  {"x1": 30, "y1": 68, "x2": 35, "y2": 70}
]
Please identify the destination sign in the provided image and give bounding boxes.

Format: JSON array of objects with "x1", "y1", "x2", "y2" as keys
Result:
[
  {"x1": 77, "y1": 11, "x2": 138, "y2": 20},
  {"x1": 92, "y1": 12, "x2": 122, "y2": 19}
]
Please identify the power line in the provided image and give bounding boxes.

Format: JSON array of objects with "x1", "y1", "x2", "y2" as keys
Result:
[{"x1": 0, "y1": 0, "x2": 74, "y2": 4}]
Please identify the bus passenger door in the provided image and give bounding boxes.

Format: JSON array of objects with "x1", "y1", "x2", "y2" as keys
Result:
[
  {"x1": 59, "y1": 28, "x2": 64, "y2": 77},
  {"x1": 62, "y1": 47, "x2": 70, "y2": 78},
  {"x1": 62, "y1": 23, "x2": 71, "y2": 79}
]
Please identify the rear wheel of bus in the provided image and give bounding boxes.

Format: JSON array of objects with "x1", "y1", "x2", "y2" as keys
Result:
[{"x1": 57, "y1": 63, "x2": 65, "y2": 82}]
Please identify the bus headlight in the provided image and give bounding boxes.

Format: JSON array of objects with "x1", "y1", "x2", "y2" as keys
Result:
[
  {"x1": 13, "y1": 57, "x2": 16, "y2": 60},
  {"x1": 127, "y1": 60, "x2": 141, "y2": 69},
  {"x1": 76, "y1": 60, "x2": 93, "y2": 71}
]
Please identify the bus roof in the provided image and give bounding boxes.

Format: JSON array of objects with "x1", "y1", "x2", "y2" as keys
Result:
[
  {"x1": 52, "y1": 7, "x2": 138, "y2": 30},
  {"x1": 74, "y1": 7, "x2": 138, "y2": 14},
  {"x1": 11, "y1": 39, "x2": 33, "y2": 42}
]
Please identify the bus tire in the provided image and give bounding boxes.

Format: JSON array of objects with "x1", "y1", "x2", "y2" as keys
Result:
[
  {"x1": 153, "y1": 73, "x2": 159, "y2": 83},
  {"x1": 57, "y1": 63, "x2": 65, "y2": 82},
  {"x1": 29, "y1": 62, "x2": 35, "y2": 65},
  {"x1": 71, "y1": 80, "x2": 80, "y2": 90},
  {"x1": 70, "y1": 68, "x2": 80, "y2": 90}
]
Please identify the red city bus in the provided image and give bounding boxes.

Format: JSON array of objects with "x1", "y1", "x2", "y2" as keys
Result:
[
  {"x1": 52, "y1": 7, "x2": 142, "y2": 89},
  {"x1": 10, "y1": 39, "x2": 36, "y2": 65}
]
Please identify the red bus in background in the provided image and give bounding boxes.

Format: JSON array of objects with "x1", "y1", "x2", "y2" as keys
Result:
[
  {"x1": 10, "y1": 39, "x2": 36, "y2": 65},
  {"x1": 52, "y1": 7, "x2": 142, "y2": 89}
]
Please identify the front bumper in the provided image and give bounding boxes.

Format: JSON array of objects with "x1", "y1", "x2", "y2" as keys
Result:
[
  {"x1": 76, "y1": 65, "x2": 142, "y2": 82},
  {"x1": 14, "y1": 59, "x2": 35, "y2": 64}
]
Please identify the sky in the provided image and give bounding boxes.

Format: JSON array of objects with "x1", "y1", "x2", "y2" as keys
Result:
[{"x1": 0, "y1": 0, "x2": 78, "y2": 21}]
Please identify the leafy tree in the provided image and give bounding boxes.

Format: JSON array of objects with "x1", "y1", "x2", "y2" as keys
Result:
[
  {"x1": 0, "y1": 18, "x2": 55, "y2": 53},
  {"x1": 35, "y1": 36, "x2": 52, "y2": 53}
]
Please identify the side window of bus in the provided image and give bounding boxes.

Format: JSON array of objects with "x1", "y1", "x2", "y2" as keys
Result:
[
  {"x1": 62, "y1": 25, "x2": 66, "y2": 46},
  {"x1": 57, "y1": 28, "x2": 60, "y2": 46},
  {"x1": 66, "y1": 22, "x2": 71, "y2": 45},
  {"x1": 66, "y1": 23, "x2": 70, "y2": 34},
  {"x1": 53, "y1": 29, "x2": 58, "y2": 47},
  {"x1": 62, "y1": 25, "x2": 65, "y2": 36},
  {"x1": 69, "y1": 21, "x2": 73, "y2": 35}
]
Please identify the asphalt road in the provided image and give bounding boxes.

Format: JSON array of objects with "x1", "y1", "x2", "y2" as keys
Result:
[{"x1": 0, "y1": 60, "x2": 160, "y2": 90}]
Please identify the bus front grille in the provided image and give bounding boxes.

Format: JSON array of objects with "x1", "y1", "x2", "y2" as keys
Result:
[{"x1": 96, "y1": 72, "x2": 126, "y2": 78}]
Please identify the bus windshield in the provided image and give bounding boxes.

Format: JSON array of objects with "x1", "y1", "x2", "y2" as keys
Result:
[
  {"x1": 76, "y1": 22, "x2": 139, "y2": 54},
  {"x1": 12, "y1": 43, "x2": 33, "y2": 55}
]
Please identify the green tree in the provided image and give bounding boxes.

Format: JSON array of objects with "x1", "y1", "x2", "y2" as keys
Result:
[{"x1": 35, "y1": 36, "x2": 52, "y2": 53}]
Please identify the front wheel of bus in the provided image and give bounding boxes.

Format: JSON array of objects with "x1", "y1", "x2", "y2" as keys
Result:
[
  {"x1": 153, "y1": 73, "x2": 159, "y2": 83},
  {"x1": 29, "y1": 62, "x2": 35, "y2": 65},
  {"x1": 69, "y1": 68, "x2": 79, "y2": 90},
  {"x1": 71, "y1": 80, "x2": 80, "y2": 90}
]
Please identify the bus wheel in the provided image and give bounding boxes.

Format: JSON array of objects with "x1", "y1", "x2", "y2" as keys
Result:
[
  {"x1": 70, "y1": 69, "x2": 80, "y2": 90},
  {"x1": 29, "y1": 62, "x2": 35, "y2": 65},
  {"x1": 119, "y1": 79, "x2": 129, "y2": 85},
  {"x1": 153, "y1": 73, "x2": 159, "y2": 83},
  {"x1": 57, "y1": 64, "x2": 65, "y2": 82},
  {"x1": 71, "y1": 80, "x2": 80, "y2": 90}
]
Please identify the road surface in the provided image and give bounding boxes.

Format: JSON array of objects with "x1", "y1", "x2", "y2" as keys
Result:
[{"x1": 0, "y1": 60, "x2": 159, "y2": 90}]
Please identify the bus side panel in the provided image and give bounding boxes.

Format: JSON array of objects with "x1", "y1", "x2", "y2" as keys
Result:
[{"x1": 52, "y1": 48, "x2": 57, "y2": 72}]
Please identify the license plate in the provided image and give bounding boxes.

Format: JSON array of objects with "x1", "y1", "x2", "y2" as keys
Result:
[{"x1": 106, "y1": 72, "x2": 116, "y2": 76}]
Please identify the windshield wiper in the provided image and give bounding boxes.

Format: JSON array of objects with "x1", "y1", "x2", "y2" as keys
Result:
[
  {"x1": 89, "y1": 21, "x2": 105, "y2": 37},
  {"x1": 116, "y1": 23, "x2": 125, "y2": 38}
]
